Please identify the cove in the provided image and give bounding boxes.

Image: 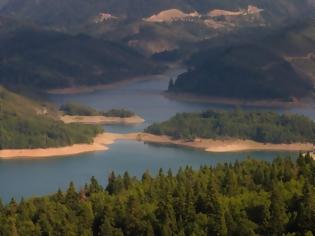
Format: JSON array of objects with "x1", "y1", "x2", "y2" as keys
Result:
[{"x1": 0, "y1": 66, "x2": 314, "y2": 202}]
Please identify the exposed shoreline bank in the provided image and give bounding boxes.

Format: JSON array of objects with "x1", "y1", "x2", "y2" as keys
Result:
[
  {"x1": 60, "y1": 115, "x2": 145, "y2": 125},
  {"x1": 164, "y1": 92, "x2": 315, "y2": 108},
  {"x1": 127, "y1": 133, "x2": 314, "y2": 153},
  {"x1": 1, "y1": 132, "x2": 313, "y2": 159}
]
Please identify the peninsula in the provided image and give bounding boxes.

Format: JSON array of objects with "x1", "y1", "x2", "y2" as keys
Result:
[
  {"x1": 1, "y1": 102, "x2": 314, "y2": 159},
  {"x1": 1, "y1": 132, "x2": 313, "y2": 159},
  {"x1": 60, "y1": 103, "x2": 145, "y2": 125},
  {"x1": 0, "y1": 87, "x2": 103, "y2": 152}
]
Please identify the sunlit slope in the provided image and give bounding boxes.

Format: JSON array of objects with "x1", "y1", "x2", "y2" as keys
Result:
[{"x1": 0, "y1": 87, "x2": 102, "y2": 149}]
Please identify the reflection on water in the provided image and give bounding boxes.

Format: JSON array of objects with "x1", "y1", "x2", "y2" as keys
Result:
[
  {"x1": 49, "y1": 67, "x2": 315, "y2": 129},
  {"x1": 0, "y1": 67, "x2": 314, "y2": 202}
]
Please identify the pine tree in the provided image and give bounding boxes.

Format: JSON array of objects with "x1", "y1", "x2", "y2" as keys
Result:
[
  {"x1": 89, "y1": 176, "x2": 103, "y2": 194},
  {"x1": 77, "y1": 202, "x2": 94, "y2": 235},
  {"x1": 156, "y1": 194, "x2": 177, "y2": 235},
  {"x1": 99, "y1": 217, "x2": 114, "y2": 236},
  {"x1": 123, "y1": 172, "x2": 132, "y2": 190},
  {"x1": 8, "y1": 198, "x2": 17, "y2": 216},
  {"x1": 106, "y1": 171, "x2": 123, "y2": 194},
  {"x1": 269, "y1": 184, "x2": 288, "y2": 235},
  {"x1": 0, "y1": 198, "x2": 3, "y2": 212},
  {"x1": 124, "y1": 196, "x2": 145, "y2": 235},
  {"x1": 142, "y1": 170, "x2": 152, "y2": 183},
  {"x1": 206, "y1": 178, "x2": 227, "y2": 236},
  {"x1": 297, "y1": 182, "x2": 315, "y2": 233},
  {"x1": 223, "y1": 169, "x2": 238, "y2": 195},
  {"x1": 168, "y1": 78, "x2": 175, "y2": 91},
  {"x1": 261, "y1": 203, "x2": 271, "y2": 234},
  {"x1": 8, "y1": 217, "x2": 19, "y2": 236},
  {"x1": 52, "y1": 188, "x2": 65, "y2": 203},
  {"x1": 65, "y1": 181, "x2": 79, "y2": 210}
]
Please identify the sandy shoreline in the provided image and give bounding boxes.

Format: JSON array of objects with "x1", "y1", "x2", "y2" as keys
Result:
[
  {"x1": 61, "y1": 115, "x2": 145, "y2": 125},
  {"x1": 0, "y1": 133, "x2": 120, "y2": 159},
  {"x1": 164, "y1": 92, "x2": 315, "y2": 108},
  {"x1": 129, "y1": 133, "x2": 314, "y2": 153},
  {"x1": 1, "y1": 132, "x2": 313, "y2": 159},
  {"x1": 0, "y1": 143, "x2": 107, "y2": 159}
]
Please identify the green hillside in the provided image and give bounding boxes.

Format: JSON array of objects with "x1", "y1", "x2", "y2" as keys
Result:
[
  {"x1": 171, "y1": 45, "x2": 313, "y2": 100},
  {"x1": 170, "y1": 18, "x2": 315, "y2": 100},
  {"x1": 266, "y1": 18, "x2": 315, "y2": 83},
  {"x1": 0, "y1": 18, "x2": 161, "y2": 89},
  {"x1": 0, "y1": 87, "x2": 102, "y2": 149},
  {"x1": 145, "y1": 110, "x2": 315, "y2": 144}
]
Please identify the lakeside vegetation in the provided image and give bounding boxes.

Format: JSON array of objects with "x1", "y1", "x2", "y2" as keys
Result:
[
  {"x1": 0, "y1": 115, "x2": 102, "y2": 149},
  {"x1": 60, "y1": 103, "x2": 135, "y2": 118},
  {"x1": 0, "y1": 87, "x2": 102, "y2": 149},
  {"x1": 1, "y1": 155, "x2": 315, "y2": 235},
  {"x1": 145, "y1": 110, "x2": 315, "y2": 144}
]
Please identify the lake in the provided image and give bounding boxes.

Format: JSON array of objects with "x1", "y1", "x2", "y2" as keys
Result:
[{"x1": 0, "y1": 67, "x2": 314, "y2": 202}]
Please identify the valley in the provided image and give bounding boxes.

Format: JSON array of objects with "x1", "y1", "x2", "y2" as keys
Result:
[
  {"x1": 1, "y1": 66, "x2": 315, "y2": 203},
  {"x1": 1, "y1": 1, "x2": 315, "y2": 234}
]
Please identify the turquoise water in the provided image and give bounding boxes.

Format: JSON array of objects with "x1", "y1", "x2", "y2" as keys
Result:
[
  {"x1": 0, "y1": 67, "x2": 314, "y2": 202},
  {"x1": 0, "y1": 141, "x2": 296, "y2": 202}
]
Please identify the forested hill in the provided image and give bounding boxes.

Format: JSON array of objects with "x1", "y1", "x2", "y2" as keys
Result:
[
  {"x1": 145, "y1": 110, "x2": 315, "y2": 144},
  {"x1": 0, "y1": 17, "x2": 161, "y2": 90},
  {"x1": 0, "y1": 87, "x2": 102, "y2": 149},
  {"x1": 169, "y1": 18, "x2": 315, "y2": 100},
  {"x1": 169, "y1": 44, "x2": 314, "y2": 100},
  {"x1": 1, "y1": 155, "x2": 315, "y2": 235}
]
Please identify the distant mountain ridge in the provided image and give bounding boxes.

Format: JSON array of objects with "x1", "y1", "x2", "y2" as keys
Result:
[
  {"x1": 1, "y1": 0, "x2": 315, "y2": 28},
  {"x1": 1, "y1": 0, "x2": 315, "y2": 95}
]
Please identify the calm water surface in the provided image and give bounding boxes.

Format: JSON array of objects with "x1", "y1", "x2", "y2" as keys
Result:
[{"x1": 1, "y1": 67, "x2": 314, "y2": 202}]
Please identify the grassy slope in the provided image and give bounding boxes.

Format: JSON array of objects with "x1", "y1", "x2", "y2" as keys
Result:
[{"x1": 0, "y1": 87, "x2": 102, "y2": 149}]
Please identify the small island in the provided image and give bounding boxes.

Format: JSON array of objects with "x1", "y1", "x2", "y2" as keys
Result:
[
  {"x1": 60, "y1": 103, "x2": 145, "y2": 125},
  {"x1": 1, "y1": 95, "x2": 314, "y2": 158},
  {"x1": 143, "y1": 109, "x2": 315, "y2": 152}
]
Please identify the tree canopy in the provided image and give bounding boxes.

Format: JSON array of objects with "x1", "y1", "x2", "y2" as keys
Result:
[
  {"x1": 1, "y1": 154, "x2": 315, "y2": 235},
  {"x1": 0, "y1": 87, "x2": 103, "y2": 149},
  {"x1": 60, "y1": 103, "x2": 135, "y2": 118},
  {"x1": 145, "y1": 109, "x2": 315, "y2": 144}
]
